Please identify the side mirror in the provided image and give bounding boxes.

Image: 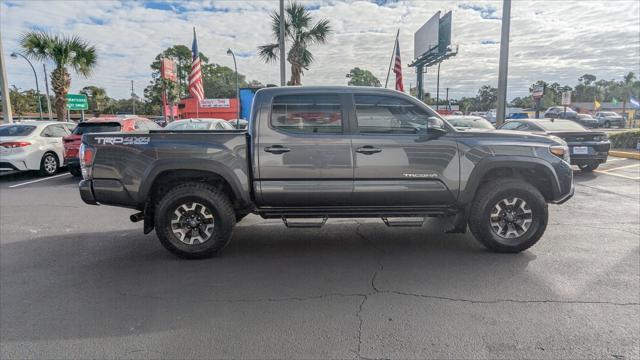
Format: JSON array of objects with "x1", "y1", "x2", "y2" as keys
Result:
[{"x1": 426, "y1": 117, "x2": 448, "y2": 138}]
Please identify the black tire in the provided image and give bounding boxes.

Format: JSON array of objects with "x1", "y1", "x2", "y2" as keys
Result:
[
  {"x1": 68, "y1": 165, "x2": 82, "y2": 177},
  {"x1": 604, "y1": 121, "x2": 611, "y2": 128},
  {"x1": 39, "y1": 152, "x2": 59, "y2": 176},
  {"x1": 154, "y1": 183, "x2": 235, "y2": 259},
  {"x1": 578, "y1": 163, "x2": 599, "y2": 172},
  {"x1": 468, "y1": 178, "x2": 548, "y2": 253}
]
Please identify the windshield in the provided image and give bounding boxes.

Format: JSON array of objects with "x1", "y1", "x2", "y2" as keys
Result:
[
  {"x1": 0, "y1": 125, "x2": 37, "y2": 137},
  {"x1": 72, "y1": 123, "x2": 121, "y2": 135},
  {"x1": 601, "y1": 112, "x2": 619, "y2": 117},
  {"x1": 166, "y1": 121, "x2": 215, "y2": 130},
  {"x1": 577, "y1": 114, "x2": 593, "y2": 119},
  {"x1": 447, "y1": 117, "x2": 494, "y2": 129},
  {"x1": 541, "y1": 120, "x2": 587, "y2": 131}
]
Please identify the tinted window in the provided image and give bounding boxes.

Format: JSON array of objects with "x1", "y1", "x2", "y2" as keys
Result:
[
  {"x1": 73, "y1": 123, "x2": 122, "y2": 135},
  {"x1": 271, "y1": 94, "x2": 343, "y2": 134},
  {"x1": 0, "y1": 125, "x2": 36, "y2": 137},
  {"x1": 447, "y1": 117, "x2": 494, "y2": 129},
  {"x1": 354, "y1": 95, "x2": 439, "y2": 134},
  {"x1": 500, "y1": 121, "x2": 522, "y2": 130},
  {"x1": 42, "y1": 124, "x2": 68, "y2": 137},
  {"x1": 540, "y1": 120, "x2": 586, "y2": 131}
]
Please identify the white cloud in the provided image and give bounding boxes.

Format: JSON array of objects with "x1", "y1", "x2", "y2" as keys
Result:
[{"x1": 2, "y1": 0, "x2": 638, "y2": 100}]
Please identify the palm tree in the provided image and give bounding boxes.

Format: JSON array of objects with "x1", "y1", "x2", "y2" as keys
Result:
[
  {"x1": 20, "y1": 32, "x2": 97, "y2": 121},
  {"x1": 258, "y1": 2, "x2": 330, "y2": 85},
  {"x1": 80, "y1": 86, "x2": 107, "y2": 116}
]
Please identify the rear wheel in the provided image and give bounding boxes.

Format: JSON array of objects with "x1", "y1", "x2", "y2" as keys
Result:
[
  {"x1": 468, "y1": 179, "x2": 548, "y2": 253},
  {"x1": 154, "y1": 183, "x2": 236, "y2": 259},
  {"x1": 39, "y1": 152, "x2": 59, "y2": 176},
  {"x1": 578, "y1": 163, "x2": 599, "y2": 172}
]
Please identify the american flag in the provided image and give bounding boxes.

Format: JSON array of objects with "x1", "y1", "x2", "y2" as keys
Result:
[
  {"x1": 189, "y1": 28, "x2": 204, "y2": 102},
  {"x1": 393, "y1": 37, "x2": 404, "y2": 92}
]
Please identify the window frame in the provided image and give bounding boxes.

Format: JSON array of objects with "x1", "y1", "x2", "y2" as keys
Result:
[
  {"x1": 268, "y1": 93, "x2": 349, "y2": 136},
  {"x1": 351, "y1": 93, "x2": 449, "y2": 136}
]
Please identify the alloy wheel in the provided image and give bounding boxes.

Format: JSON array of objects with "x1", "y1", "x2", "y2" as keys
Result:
[
  {"x1": 170, "y1": 202, "x2": 215, "y2": 245},
  {"x1": 43, "y1": 155, "x2": 57, "y2": 174},
  {"x1": 489, "y1": 197, "x2": 533, "y2": 239}
]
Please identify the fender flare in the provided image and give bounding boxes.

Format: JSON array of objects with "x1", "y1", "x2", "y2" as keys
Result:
[
  {"x1": 457, "y1": 156, "x2": 561, "y2": 206},
  {"x1": 137, "y1": 158, "x2": 251, "y2": 206}
]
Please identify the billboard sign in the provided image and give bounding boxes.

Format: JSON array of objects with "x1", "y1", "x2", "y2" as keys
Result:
[
  {"x1": 161, "y1": 58, "x2": 177, "y2": 82},
  {"x1": 200, "y1": 99, "x2": 230, "y2": 108},
  {"x1": 531, "y1": 84, "x2": 544, "y2": 99},
  {"x1": 414, "y1": 11, "x2": 440, "y2": 59},
  {"x1": 561, "y1": 91, "x2": 572, "y2": 105},
  {"x1": 438, "y1": 11, "x2": 452, "y2": 53},
  {"x1": 65, "y1": 94, "x2": 88, "y2": 110}
]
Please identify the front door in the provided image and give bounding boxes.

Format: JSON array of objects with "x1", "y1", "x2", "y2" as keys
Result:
[
  {"x1": 350, "y1": 94, "x2": 459, "y2": 206},
  {"x1": 256, "y1": 93, "x2": 353, "y2": 207}
]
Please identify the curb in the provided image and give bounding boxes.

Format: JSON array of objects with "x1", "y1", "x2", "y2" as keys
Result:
[{"x1": 609, "y1": 150, "x2": 640, "y2": 160}]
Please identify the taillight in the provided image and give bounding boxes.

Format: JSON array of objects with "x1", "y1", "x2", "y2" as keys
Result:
[
  {"x1": 79, "y1": 143, "x2": 95, "y2": 180},
  {"x1": 0, "y1": 141, "x2": 31, "y2": 148}
]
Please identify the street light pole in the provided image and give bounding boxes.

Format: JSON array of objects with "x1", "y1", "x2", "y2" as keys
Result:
[
  {"x1": 226, "y1": 48, "x2": 240, "y2": 128},
  {"x1": 0, "y1": 35, "x2": 13, "y2": 123},
  {"x1": 279, "y1": 0, "x2": 286, "y2": 86},
  {"x1": 495, "y1": 0, "x2": 511, "y2": 127},
  {"x1": 11, "y1": 52, "x2": 43, "y2": 120}
]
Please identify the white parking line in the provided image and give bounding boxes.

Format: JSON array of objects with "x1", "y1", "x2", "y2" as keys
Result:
[
  {"x1": 8, "y1": 173, "x2": 71, "y2": 188},
  {"x1": 600, "y1": 163, "x2": 640, "y2": 172}
]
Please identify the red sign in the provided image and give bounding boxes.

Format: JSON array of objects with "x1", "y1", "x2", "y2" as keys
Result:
[{"x1": 161, "y1": 58, "x2": 177, "y2": 82}]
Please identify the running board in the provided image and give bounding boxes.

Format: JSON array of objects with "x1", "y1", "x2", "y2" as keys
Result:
[
  {"x1": 282, "y1": 217, "x2": 328, "y2": 228},
  {"x1": 381, "y1": 217, "x2": 426, "y2": 227}
]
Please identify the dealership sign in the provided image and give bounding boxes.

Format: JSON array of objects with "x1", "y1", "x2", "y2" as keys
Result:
[
  {"x1": 531, "y1": 84, "x2": 544, "y2": 99},
  {"x1": 200, "y1": 99, "x2": 230, "y2": 108},
  {"x1": 561, "y1": 91, "x2": 572, "y2": 105},
  {"x1": 161, "y1": 58, "x2": 177, "y2": 82},
  {"x1": 65, "y1": 94, "x2": 88, "y2": 110}
]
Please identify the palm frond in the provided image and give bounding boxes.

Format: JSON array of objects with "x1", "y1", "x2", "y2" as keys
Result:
[
  {"x1": 20, "y1": 31, "x2": 97, "y2": 77},
  {"x1": 307, "y1": 19, "x2": 331, "y2": 44},
  {"x1": 19, "y1": 31, "x2": 54, "y2": 63},
  {"x1": 66, "y1": 35, "x2": 97, "y2": 77},
  {"x1": 287, "y1": 2, "x2": 311, "y2": 32},
  {"x1": 258, "y1": 43, "x2": 280, "y2": 63}
]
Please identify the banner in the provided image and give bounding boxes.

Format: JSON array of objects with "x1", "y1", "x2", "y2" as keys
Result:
[
  {"x1": 161, "y1": 58, "x2": 177, "y2": 82},
  {"x1": 200, "y1": 99, "x2": 230, "y2": 108}
]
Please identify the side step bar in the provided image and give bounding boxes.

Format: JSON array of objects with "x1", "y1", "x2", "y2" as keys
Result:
[
  {"x1": 282, "y1": 217, "x2": 328, "y2": 228},
  {"x1": 381, "y1": 217, "x2": 426, "y2": 227}
]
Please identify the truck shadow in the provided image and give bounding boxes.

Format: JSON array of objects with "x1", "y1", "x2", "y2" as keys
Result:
[{"x1": 1, "y1": 223, "x2": 541, "y2": 343}]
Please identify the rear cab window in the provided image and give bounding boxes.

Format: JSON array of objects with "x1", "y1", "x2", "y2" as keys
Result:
[{"x1": 271, "y1": 94, "x2": 343, "y2": 134}]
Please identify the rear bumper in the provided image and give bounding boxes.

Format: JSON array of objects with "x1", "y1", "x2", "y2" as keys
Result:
[
  {"x1": 79, "y1": 180, "x2": 98, "y2": 205},
  {"x1": 65, "y1": 157, "x2": 80, "y2": 168}
]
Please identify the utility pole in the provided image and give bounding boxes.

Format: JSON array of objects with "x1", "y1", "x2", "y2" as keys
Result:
[
  {"x1": 0, "y1": 34, "x2": 13, "y2": 123},
  {"x1": 436, "y1": 62, "x2": 441, "y2": 111},
  {"x1": 43, "y1": 64, "x2": 53, "y2": 120},
  {"x1": 495, "y1": 0, "x2": 511, "y2": 127},
  {"x1": 446, "y1": 87, "x2": 449, "y2": 110},
  {"x1": 279, "y1": 0, "x2": 286, "y2": 86},
  {"x1": 131, "y1": 80, "x2": 135, "y2": 115}
]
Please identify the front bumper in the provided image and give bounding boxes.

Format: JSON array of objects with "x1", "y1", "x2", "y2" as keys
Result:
[{"x1": 550, "y1": 183, "x2": 575, "y2": 204}]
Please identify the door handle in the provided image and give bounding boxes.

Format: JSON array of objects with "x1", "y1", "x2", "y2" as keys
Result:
[
  {"x1": 264, "y1": 145, "x2": 291, "y2": 154},
  {"x1": 356, "y1": 146, "x2": 382, "y2": 154}
]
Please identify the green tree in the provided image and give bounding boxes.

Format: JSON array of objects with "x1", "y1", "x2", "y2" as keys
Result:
[
  {"x1": 202, "y1": 63, "x2": 248, "y2": 98},
  {"x1": 80, "y1": 86, "x2": 107, "y2": 116},
  {"x1": 9, "y1": 86, "x2": 38, "y2": 116},
  {"x1": 346, "y1": 67, "x2": 381, "y2": 87},
  {"x1": 20, "y1": 32, "x2": 97, "y2": 121},
  {"x1": 258, "y1": 1, "x2": 331, "y2": 85},
  {"x1": 510, "y1": 96, "x2": 533, "y2": 109},
  {"x1": 476, "y1": 85, "x2": 497, "y2": 111}
]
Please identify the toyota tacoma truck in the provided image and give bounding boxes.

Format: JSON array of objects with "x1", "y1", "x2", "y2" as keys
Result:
[{"x1": 78, "y1": 87, "x2": 574, "y2": 259}]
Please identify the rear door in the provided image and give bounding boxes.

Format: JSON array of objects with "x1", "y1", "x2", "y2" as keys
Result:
[
  {"x1": 350, "y1": 94, "x2": 459, "y2": 206},
  {"x1": 42, "y1": 124, "x2": 70, "y2": 162},
  {"x1": 256, "y1": 93, "x2": 353, "y2": 207}
]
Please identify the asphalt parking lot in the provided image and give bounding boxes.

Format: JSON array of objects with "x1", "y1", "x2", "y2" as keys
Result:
[{"x1": 1, "y1": 158, "x2": 639, "y2": 359}]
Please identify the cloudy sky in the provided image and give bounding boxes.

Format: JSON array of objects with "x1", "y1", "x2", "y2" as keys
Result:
[{"x1": 2, "y1": 0, "x2": 639, "y2": 100}]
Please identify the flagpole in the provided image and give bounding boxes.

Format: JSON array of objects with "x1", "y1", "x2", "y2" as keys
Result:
[{"x1": 384, "y1": 29, "x2": 399, "y2": 88}]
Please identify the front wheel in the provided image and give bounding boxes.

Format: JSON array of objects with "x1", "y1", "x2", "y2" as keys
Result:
[
  {"x1": 154, "y1": 183, "x2": 236, "y2": 259},
  {"x1": 39, "y1": 152, "x2": 59, "y2": 176},
  {"x1": 604, "y1": 121, "x2": 611, "y2": 128},
  {"x1": 468, "y1": 179, "x2": 548, "y2": 253}
]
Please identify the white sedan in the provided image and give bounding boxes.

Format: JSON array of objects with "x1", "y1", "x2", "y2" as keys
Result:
[
  {"x1": 164, "y1": 118, "x2": 235, "y2": 131},
  {"x1": 0, "y1": 121, "x2": 76, "y2": 176}
]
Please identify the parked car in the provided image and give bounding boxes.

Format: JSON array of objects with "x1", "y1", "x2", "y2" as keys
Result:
[
  {"x1": 497, "y1": 118, "x2": 610, "y2": 172},
  {"x1": 573, "y1": 113, "x2": 599, "y2": 128},
  {"x1": 78, "y1": 86, "x2": 574, "y2": 258},
  {"x1": 595, "y1": 111, "x2": 625, "y2": 128},
  {"x1": 544, "y1": 106, "x2": 578, "y2": 119},
  {"x1": 164, "y1": 118, "x2": 235, "y2": 131},
  {"x1": 227, "y1": 119, "x2": 249, "y2": 129},
  {"x1": 64, "y1": 116, "x2": 161, "y2": 177},
  {"x1": 0, "y1": 121, "x2": 76, "y2": 176},
  {"x1": 506, "y1": 112, "x2": 529, "y2": 119},
  {"x1": 444, "y1": 115, "x2": 494, "y2": 130}
]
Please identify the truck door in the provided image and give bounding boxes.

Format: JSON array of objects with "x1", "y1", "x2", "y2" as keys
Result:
[
  {"x1": 256, "y1": 93, "x2": 353, "y2": 207},
  {"x1": 350, "y1": 94, "x2": 459, "y2": 206}
]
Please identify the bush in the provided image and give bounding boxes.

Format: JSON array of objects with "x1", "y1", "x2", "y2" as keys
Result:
[{"x1": 608, "y1": 130, "x2": 640, "y2": 149}]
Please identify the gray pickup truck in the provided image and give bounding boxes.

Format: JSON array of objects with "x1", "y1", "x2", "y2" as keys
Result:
[{"x1": 78, "y1": 87, "x2": 574, "y2": 258}]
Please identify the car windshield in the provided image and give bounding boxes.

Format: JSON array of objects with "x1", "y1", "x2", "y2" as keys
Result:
[
  {"x1": 601, "y1": 112, "x2": 619, "y2": 117},
  {"x1": 72, "y1": 123, "x2": 121, "y2": 135},
  {"x1": 165, "y1": 120, "x2": 223, "y2": 130},
  {"x1": 447, "y1": 117, "x2": 494, "y2": 129},
  {"x1": 0, "y1": 125, "x2": 37, "y2": 137},
  {"x1": 540, "y1": 120, "x2": 587, "y2": 131}
]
